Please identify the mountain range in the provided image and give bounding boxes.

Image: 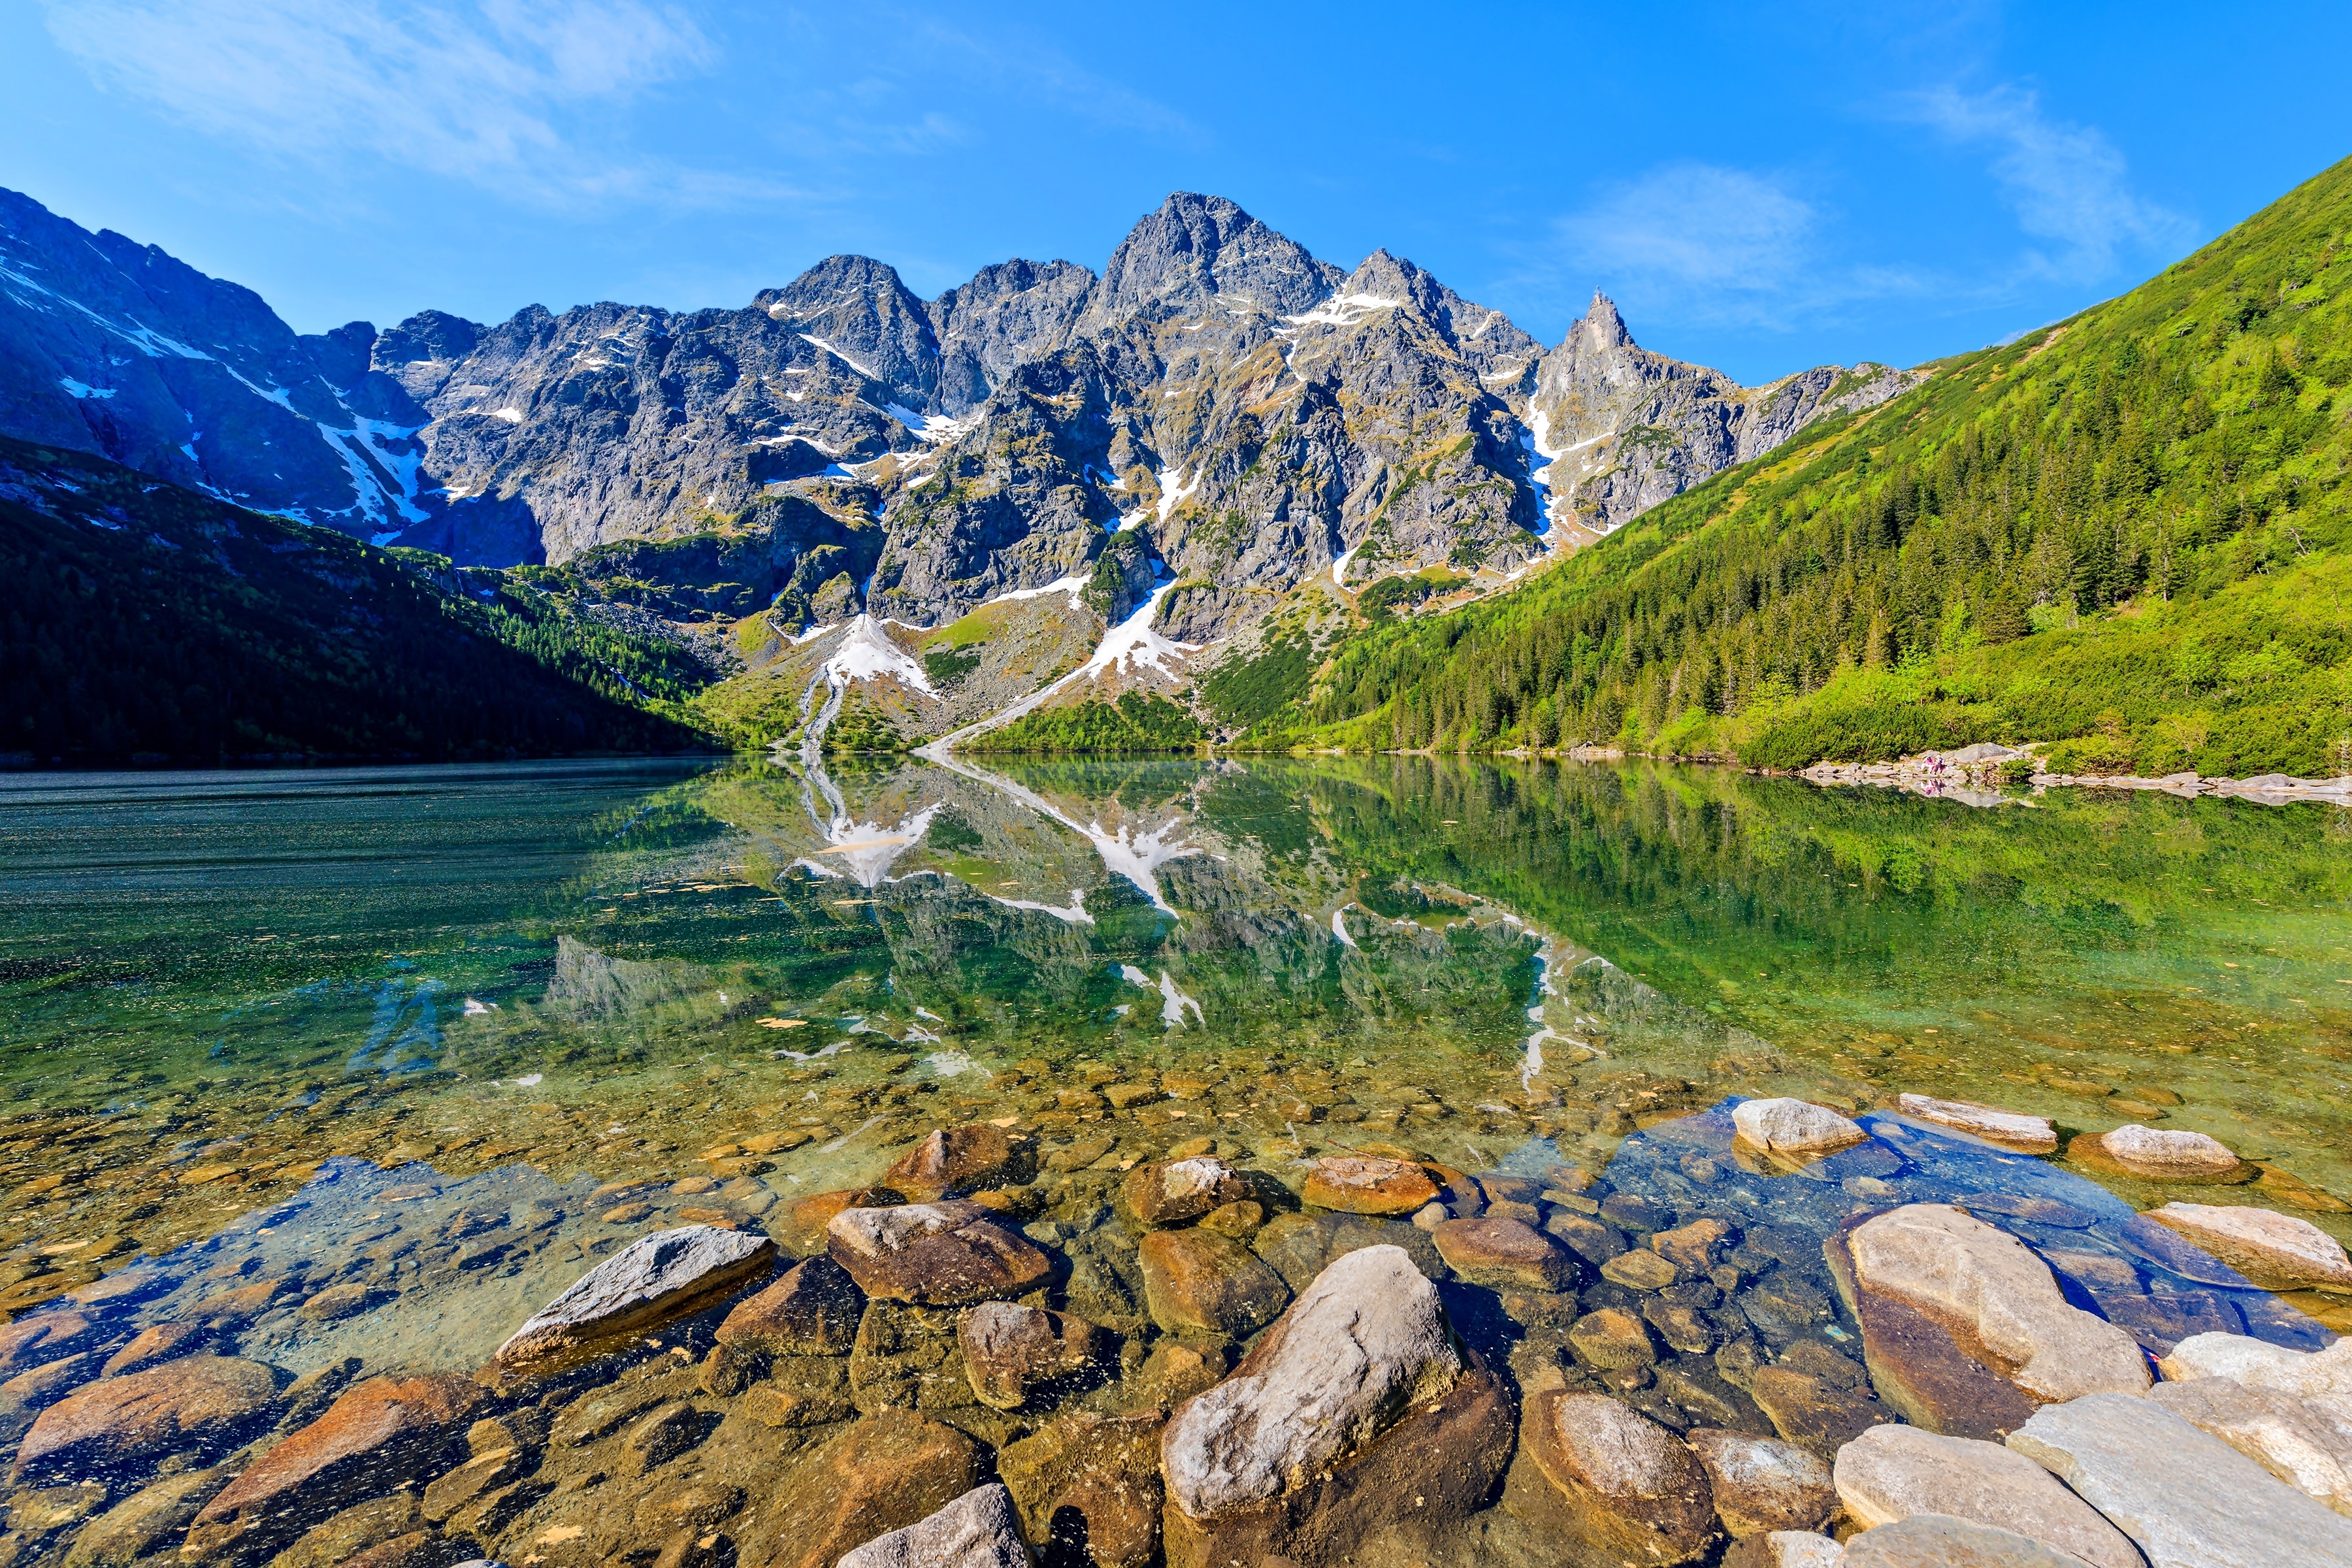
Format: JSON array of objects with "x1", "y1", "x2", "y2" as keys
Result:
[{"x1": 0, "y1": 187, "x2": 1915, "y2": 755}]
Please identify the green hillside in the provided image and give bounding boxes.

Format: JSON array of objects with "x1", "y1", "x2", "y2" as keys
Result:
[
  {"x1": 0, "y1": 436, "x2": 713, "y2": 764},
  {"x1": 1271, "y1": 155, "x2": 2352, "y2": 779}
]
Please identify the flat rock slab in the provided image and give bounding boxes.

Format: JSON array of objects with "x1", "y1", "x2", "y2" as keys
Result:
[
  {"x1": 15, "y1": 1357, "x2": 278, "y2": 1482},
  {"x1": 1503, "y1": 1390, "x2": 1716, "y2": 1564},
  {"x1": 2162, "y1": 1331, "x2": 2352, "y2": 1397},
  {"x1": 2008, "y1": 1390, "x2": 2352, "y2": 1567},
  {"x1": 1895, "y1": 1096, "x2": 2057, "y2": 1154},
  {"x1": 188, "y1": 1374, "x2": 485, "y2": 1561},
  {"x1": 1299, "y1": 1156, "x2": 1439, "y2": 1215},
  {"x1": 1842, "y1": 1514, "x2": 2082, "y2": 1567},
  {"x1": 1733, "y1": 1099, "x2": 1867, "y2": 1156},
  {"x1": 1122, "y1": 1158, "x2": 1249, "y2": 1227},
  {"x1": 1832, "y1": 1423, "x2": 2140, "y2": 1568},
  {"x1": 1688, "y1": 1428, "x2": 1835, "y2": 1537},
  {"x1": 827, "y1": 1202, "x2": 1053, "y2": 1305},
  {"x1": 1748, "y1": 1367, "x2": 1888, "y2": 1461},
  {"x1": 2074, "y1": 1126, "x2": 2254, "y2": 1183},
  {"x1": 2148, "y1": 1376, "x2": 2352, "y2": 1515},
  {"x1": 715, "y1": 1256, "x2": 864, "y2": 1355},
  {"x1": 836, "y1": 1482, "x2": 1031, "y2": 1568},
  {"x1": 497, "y1": 1225, "x2": 774, "y2": 1368},
  {"x1": 1431, "y1": 1215, "x2": 1575, "y2": 1291},
  {"x1": 958, "y1": 1302, "x2": 1102, "y2": 1411},
  {"x1": 1844, "y1": 1204, "x2": 2149, "y2": 1405},
  {"x1": 2148, "y1": 1203, "x2": 2352, "y2": 1292}
]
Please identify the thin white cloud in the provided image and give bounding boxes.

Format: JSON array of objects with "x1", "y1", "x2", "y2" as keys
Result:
[
  {"x1": 40, "y1": 0, "x2": 760, "y2": 205},
  {"x1": 1542, "y1": 162, "x2": 1931, "y2": 333},
  {"x1": 1902, "y1": 84, "x2": 2195, "y2": 279}
]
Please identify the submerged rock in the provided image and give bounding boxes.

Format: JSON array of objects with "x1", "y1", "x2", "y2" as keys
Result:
[
  {"x1": 1121, "y1": 1157, "x2": 1249, "y2": 1228},
  {"x1": 187, "y1": 1374, "x2": 485, "y2": 1561},
  {"x1": 1431, "y1": 1215, "x2": 1576, "y2": 1291},
  {"x1": 1249, "y1": 1211, "x2": 1446, "y2": 1292},
  {"x1": 836, "y1": 1482, "x2": 1031, "y2": 1568},
  {"x1": 1688, "y1": 1428, "x2": 1837, "y2": 1537},
  {"x1": 1831, "y1": 1205, "x2": 2148, "y2": 1437},
  {"x1": 1731, "y1": 1099, "x2": 1867, "y2": 1157},
  {"x1": 883, "y1": 1126, "x2": 1032, "y2": 1201},
  {"x1": 957, "y1": 1302, "x2": 1102, "y2": 1411},
  {"x1": 1138, "y1": 1229, "x2": 1290, "y2": 1339},
  {"x1": 1501, "y1": 1390, "x2": 1716, "y2": 1565},
  {"x1": 1831, "y1": 1424, "x2": 2141, "y2": 1568},
  {"x1": 2147, "y1": 1202, "x2": 2352, "y2": 1292},
  {"x1": 827, "y1": 1201, "x2": 1053, "y2": 1305},
  {"x1": 715, "y1": 1256, "x2": 864, "y2": 1356},
  {"x1": 496, "y1": 1225, "x2": 774, "y2": 1369},
  {"x1": 1158, "y1": 1245, "x2": 1511, "y2": 1567},
  {"x1": 1298, "y1": 1156, "x2": 1439, "y2": 1215},
  {"x1": 998, "y1": 1409, "x2": 1164, "y2": 1568},
  {"x1": 2008, "y1": 1390, "x2": 2352, "y2": 1567},
  {"x1": 1748, "y1": 1368, "x2": 1888, "y2": 1460},
  {"x1": 763, "y1": 1410, "x2": 984, "y2": 1568},
  {"x1": 15, "y1": 1357, "x2": 278, "y2": 1483},
  {"x1": 1894, "y1": 1095, "x2": 2058, "y2": 1154}
]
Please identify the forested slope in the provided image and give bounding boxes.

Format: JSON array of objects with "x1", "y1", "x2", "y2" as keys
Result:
[
  {"x1": 1274, "y1": 155, "x2": 2352, "y2": 779},
  {"x1": 0, "y1": 437, "x2": 712, "y2": 764}
]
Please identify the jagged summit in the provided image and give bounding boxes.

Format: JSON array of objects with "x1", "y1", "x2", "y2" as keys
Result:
[
  {"x1": 1085, "y1": 191, "x2": 1342, "y2": 327},
  {"x1": 1574, "y1": 291, "x2": 1634, "y2": 352}
]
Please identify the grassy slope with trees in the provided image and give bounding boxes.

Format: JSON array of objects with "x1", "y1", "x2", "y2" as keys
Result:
[
  {"x1": 1266, "y1": 155, "x2": 2352, "y2": 779},
  {"x1": 1, "y1": 436, "x2": 711, "y2": 762}
]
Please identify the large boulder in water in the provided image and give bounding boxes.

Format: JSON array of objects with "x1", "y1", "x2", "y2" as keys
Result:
[
  {"x1": 826, "y1": 1202, "x2": 1052, "y2": 1305},
  {"x1": 14, "y1": 1358, "x2": 278, "y2": 1482},
  {"x1": 1501, "y1": 1390, "x2": 1717, "y2": 1564},
  {"x1": 1158, "y1": 1244, "x2": 1511, "y2": 1567}
]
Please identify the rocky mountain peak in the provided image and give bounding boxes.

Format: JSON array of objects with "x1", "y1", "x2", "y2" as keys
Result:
[
  {"x1": 1573, "y1": 291, "x2": 1634, "y2": 353},
  {"x1": 1086, "y1": 192, "x2": 1343, "y2": 328},
  {"x1": 754, "y1": 253, "x2": 938, "y2": 403}
]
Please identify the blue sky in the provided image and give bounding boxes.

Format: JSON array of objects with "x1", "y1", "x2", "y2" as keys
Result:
[{"x1": 3, "y1": 1, "x2": 2345, "y2": 384}]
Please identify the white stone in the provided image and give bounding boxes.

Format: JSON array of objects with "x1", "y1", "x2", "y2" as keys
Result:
[
  {"x1": 2161, "y1": 1333, "x2": 2352, "y2": 1399},
  {"x1": 1831, "y1": 1423, "x2": 2140, "y2": 1568},
  {"x1": 496, "y1": 1225, "x2": 773, "y2": 1366},
  {"x1": 2147, "y1": 1203, "x2": 2352, "y2": 1290},
  {"x1": 1160, "y1": 1244, "x2": 1460, "y2": 1520},
  {"x1": 2151, "y1": 1377, "x2": 2352, "y2": 1517},
  {"x1": 1739, "y1": 1533, "x2": 1846, "y2": 1568},
  {"x1": 1733, "y1": 1098, "x2": 1868, "y2": 1155},
  {"x1": 837, "y1": 1482, "x2": 1032, "y2": 1568},
  {"x1": 2100, "y1": 1124, "x2": 2242, "y2": 1177},
  {"x1": 828, "y1": 1201, "x2": 985, "y2": 1257},
  {"x1": 1895, "y1": 1094, "x2": 2057, "y2": 1154},
  {"x1": 1846, "y1": 1205, "x2": 2149, "y2": 1402},
  {"x1": 2008, "y1": 1390, "x2": 2352, "y2": 1567}
]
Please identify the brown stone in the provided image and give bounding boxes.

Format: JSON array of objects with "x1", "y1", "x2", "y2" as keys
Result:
[
  {"x1": 187, "y1": 1374, "x2": 485, "y2": 1560},
  {"x1": 740, "y1": 1385, "x2": 855, "y2": 1428},
  {"x1": 1197, "y1": 1201, "x2": 1264, "y2": 1237},
  {"x1": 785, "y1": 1186, "x2": 905, "y2": 1250},
  {"x1": 61, "y1": 1462, "x2": 232, "y2": 1567},
  {"x1": 1299, "y1": 1155, "x2": 1439, "y2": 1215},
  {"x1": 1120, "y1": 1157, "x2": 1250, "y2": 1228},
  {"x1": 186, "y1": 1277, "x2": 293, "y2": 1325},
  {"x1": 883, "y1": 1125, "x2": 1032, "y2": 1200},
  {"x1": 1138, "y1": 1229, "x2": 1290, "y2": 1339},
  {"x1": 0, "y1": 1313, "x2": 100, "y2": 1382},
  {"x1": 999, "y1": 1410, "x2": 1165, "y2": 1568},
  {"x1": 1823, "y1": 1217, "x2": 2038, "y2": 1441},
  {"x1": 2068, "y1": 1127, "x2": 2256, "y2": 1184},
  {"x1": 1431, "y1": 1216, "x2": 1576, "y2": 1291},
  {"x1": 298, "y1": 1282, "x2": 389, "y2": 1323},
  {"x1": 760, "y1": 1410, "x2": 983, "y2": 1568},
  {"x1": 826, "y1": 1202, "x2": 1053, "y2": 1306},
  {"x1": 1249, "y1": 1211, "x2": 1446, "y2": 1293},
  {"x1": 958, "y1": 1301, "x2": 1102, "y2": 1410},
  {"x1": 420, "y1": 1446, "x2": 525, "y2": 1523},
  {"x1": 1502, "y1": 1390, "x2": 1717, "y2": 1565},
  {"x1": 15, "y1": 1358, "x2": 278, "y2": 1483},
  {"x1": 1748, "y1": 1367, "x2": 1889, "y2": 1461},
  {"x1": 1544, "y1": 1209, "x2": 1627, "y2": 1264},
  {"x1": 1654, "y1": 1217, "x2": 1733, "y2": 1274},
  {"x1": 715, "y1": 1256, "x2": 864, "y2": 1355},
  {"x1": 1602, "y1": 1249, "x2": 1681, "y2": 1290},
  {"x1": 1688, "y1": 1428, "x2": 1837, "y2": 1537},
  {"x1": 1569, "y1": 1308, "x2": 1656, "y2": 1370}
]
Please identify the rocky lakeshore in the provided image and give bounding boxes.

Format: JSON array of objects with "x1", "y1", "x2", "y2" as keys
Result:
[
  {"x1": 1794, "y1": 743, "x2": 2352, "y2": 807},
  {"x1": 0, "y1": 1092, "x2": 2345, "y2": 1567}
]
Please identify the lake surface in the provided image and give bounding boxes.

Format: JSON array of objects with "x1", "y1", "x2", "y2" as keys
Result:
[{"x1": 0, "y1": 755, "x2": 2348, "y2": 1562}]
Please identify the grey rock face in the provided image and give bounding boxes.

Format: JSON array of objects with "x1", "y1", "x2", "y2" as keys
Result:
[
  {"x1": 1160, "y1": 1243, "x2": 1460, "y2": 1520},
  {"x1": 2008, "y1": 1390, "x2": 2352, "y2": 1567},
  {"x1": 496, "y1": 1225, "x2": 774, "y2": 1367},
  {"x1": 1841, "y1": 1514, "x2": 2080, "y2": 1568},
  {"x1": 1, "y1": 182, "x2": 1926, "y2": 679},
  {"x1": 1831, "y1": 1423, "x2": 2141, "y2": 1568},
  {"x1": 836, "y1": 1482, "x2": 1032, "y2": 1568}
]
